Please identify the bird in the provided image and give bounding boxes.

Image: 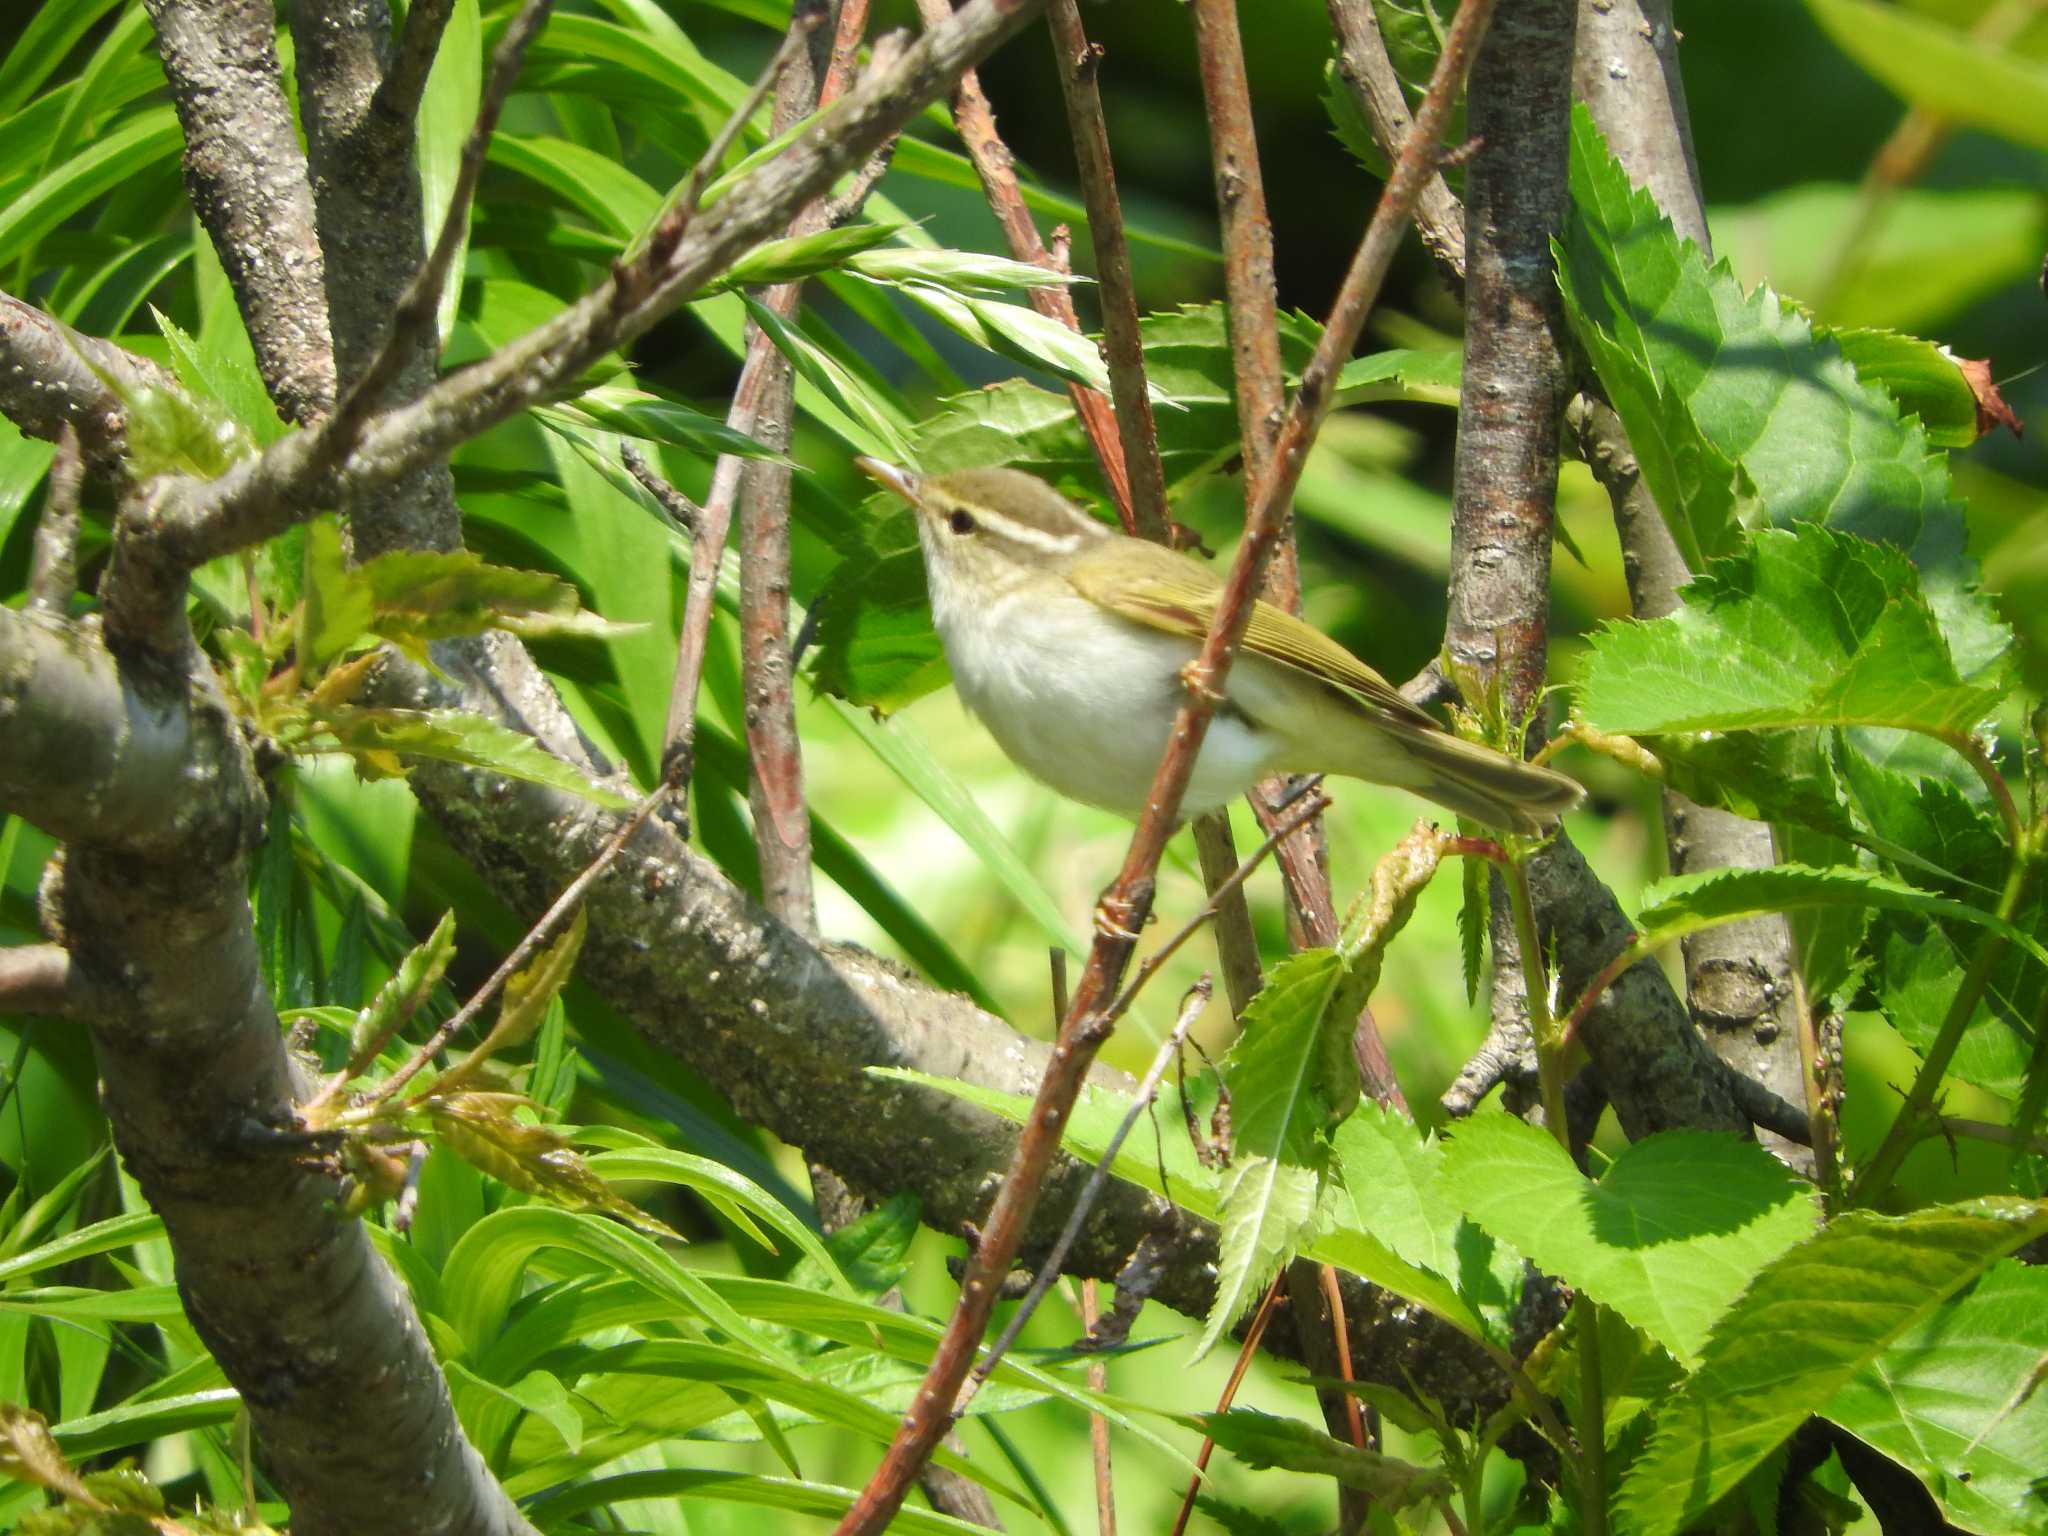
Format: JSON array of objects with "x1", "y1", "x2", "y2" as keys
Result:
[{"x1": 856, "y1": 458, "x2": 1583, "y2": 836}]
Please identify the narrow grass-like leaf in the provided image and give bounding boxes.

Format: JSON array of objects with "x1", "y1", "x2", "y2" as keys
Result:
[{"x1": 1192, "y1": 1408, "x2": 1453, "y2": 1507}]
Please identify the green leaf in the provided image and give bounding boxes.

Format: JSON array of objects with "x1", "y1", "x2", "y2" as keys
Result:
[
  {"x1": 1830, "y1": 327, "x2": 1989, "y2": 450},
  {"x1": 519, "y1": 1467, "x2": 1004, "y2": 1534},
  {"x1": 426, "y1": 1091, "x2": 679, "y2": 1241},
  {"x1": 892, "y1": 282, "x2": 1114, "y2": 396},
  {"x1": 1329, "y1": 1102, "x2": 1460, "y2": 1280},
  {"x1": 717, "y1": 222, "x2": 901, "y2": 288},
  {"x1": 828, "y1": 700, "x2": 1084, "y2": 958},
  {"x1": 308, "y1": 705, "x2": 636, "y2": 809},
  {"x1": 1322, "y1": 56, "x2": 1388, "y2": 178},
  {"x1": 417, "y1": 0, "x2": 482, "y2": 341},
  {"x1": 1578, "y1": 522, "x2": 2010, "y2": 744},
  {"x1": 1805, "y1": 0, "x2": 2048, "y2": 152},
  {"x1": 1822, "y1": 1260, "x2": 2048, "y2": 1536},
  {"x1": 347, "y1": 909, "x2": 457, "y2": 1067},
  {"x1": 806, "y1": 502, "x2": 946, "y2": 712},
  {"x1": 1438, "y1": 1118, "x2": 1817, "y2": 1366},
  {"x1": 741, "y1": 296, "x2": 916, "y2": 461},
  {"x1": 1201, "y1": 950, "x2": 1358, "y2": 1356},
  {"x1": 1559, "y1": 108, "x2": 1991, "y2": 671},
  {"x1": 1192, "y1": 1408, "x2": 1452, "y2": 1507},
  {"x1": 540, "y1": 383, "x2": 784, "y2": 461},
  {"x1": 0, "y1": 106, "x2": 181, "y2": 268},
  {"x1": 0, "y1": 0, "x2": 126, "y2": 113},
  {"x1": 1629, "y1": 863, "x2": 2048, "y2": 979},
  {"x1": 1615, "y1": 1198, "x2": 2048, "y2": 1536},
  {"x1": 867, "y1": 1067, "x2": 1486, "y2": 1343},
  {"x1": 465, "y1": 907, "x2": 586, "y2": 1068},
  {"x1": 1709, "y1": 184, "x2": 2046, "y2": 334},
  {"x1": 308, "y1": 544, "x2": 639, "y2": 671},
  {"x1": 845, "y1": 246, "x2": 1082, "y2": 295}
]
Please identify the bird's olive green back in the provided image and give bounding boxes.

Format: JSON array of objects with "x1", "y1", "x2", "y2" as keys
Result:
[{"x1": 1062, "y1": 539, "x2": 1442, "y2": 732}]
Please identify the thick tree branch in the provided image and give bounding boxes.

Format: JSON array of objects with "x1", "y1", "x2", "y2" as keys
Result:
[
  {"x1": 0, "y1": 609, "x2": 531, "y2": 1536},
  {"x1": 0, "y1": 944, "x2": 84, "y2": 1017},
  {"x1": 27, "y1": 425, "x2": 81, "y2": 614},
  {"x1": 1572, "y1": 0, "x2": 1811, "y2": 1172},
  {"x1": 1436, "y1": 0, "x2": 1750, "y2": 1141},
  {"x1": 142, "y1": 0, "x2": 335, "y2": 424},
  {"x1": 0, "y1": 293, "x2": 179, "y2": 479},
  {"x1": 287, "y1": 0, "x2": 464, "y2": 557}
]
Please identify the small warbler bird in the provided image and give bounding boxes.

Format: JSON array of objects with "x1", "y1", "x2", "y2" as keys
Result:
[{"x1": 857, "y1": 458, "x2": 1583, "y2": 835}]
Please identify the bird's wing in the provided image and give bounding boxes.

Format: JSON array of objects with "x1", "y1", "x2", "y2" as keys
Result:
[{"x1": 1064, "y1": 540, "x2": 1442, "y2": 732}]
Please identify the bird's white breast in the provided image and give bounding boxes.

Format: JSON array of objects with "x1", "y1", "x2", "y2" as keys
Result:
[{"x1": 930, "y1": 577, "x2": 1281, "y2": 817}]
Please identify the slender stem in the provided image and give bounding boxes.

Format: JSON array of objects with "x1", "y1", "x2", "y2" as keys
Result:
[
  {"x1": 1316, "y1": 1262, "x2": 1369, "y2": 1449},
  {"x1": 1945, "y1": 729, "x2": 2025, "y2": 852},
  {"x1": 1575, "y1": 1294, "x2": 1608, "y2": 1536},
  {"x1": 1504, "y1": 855, "x2": 1569, "y2": 1139},
  {"x1": 1081, "y1": 1277, "x2": 1118, "y2": 1536},
  {"x1": 834, "y1": 11, "x2": 1493, "y2": 1523},
  {"x1": 963, "y1": 978, "x2": 1214, "y2": 1401},
  {"x1": 1853, "y1": 852, "x2": 2038, "y2": 1207},
  {"x1": 1167, "y1": 1273, "x2": 1288, "y2": 1536},
  {"x1": 358, "y1": 783, "x2": 671, "y2": 1109}
]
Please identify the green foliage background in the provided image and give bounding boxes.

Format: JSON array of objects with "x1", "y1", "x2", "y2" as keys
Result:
[{"x1": 0, "y1": 1, "x2": 2043, "y2": 1533}]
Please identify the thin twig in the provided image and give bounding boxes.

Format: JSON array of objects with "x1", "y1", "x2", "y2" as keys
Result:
[
  {"x1": 1315, "y1": 1262, "x2": 1368, "y2": 1450},
  {"x1": 319, "y1": 0, "x2": 554, "y2": 469},
  {"x1": 28, "y1": 424, "x2": 81, "y2": 614},
  {"x1": 647, "y1": 13, "x2": 828, "y2": 267},
  {"x1": 834, "y1": 12, "x2": 1493, "y2": 1523},
  {"x1": 1081, "y1": 1277, "x2": 1118, "y2": 1536},
  {"x1": 358, "y1": 782, "x2": 671, "y2": 1109},
  {"x1": 1323, "y1": 0, "x2": 1467, "y2": 277},
  {"x1": 620, "y1": 442, "x2": 701, "y2": 533},
  {"x1": 963, "y1": 977, "x2": 1214, "y2": 1401},
  {"x1": 1100, "y1": 785, "x2": 1330, "y2": 1025},
  {"x1": 1041, "y1": 0, "x2": 1171, "y2": 539},
  {"x1": 374, "y1": 0, "x2": 459, "y2": 127},
  {"x1": 661, "y1": 8, "x2": 873, "y2": 791},
  {"x1": 1166, "y1": 1273, "x2": 1288, "y2": 1536}
]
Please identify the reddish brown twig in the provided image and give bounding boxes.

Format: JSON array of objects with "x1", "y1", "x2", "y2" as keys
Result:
[
  {"x1": 660, "y1": 8, "x2": 871, "y2": 793},
  {"x1": 1166, "y1": 1272, "x2": 1289, "y2": 1536},
  {"x1": 917, "y1": 0, "x2": 1148, "y2": 535},
  {"x1": 832, "y1": 6, "x2": 1495, "y2": 1526}
]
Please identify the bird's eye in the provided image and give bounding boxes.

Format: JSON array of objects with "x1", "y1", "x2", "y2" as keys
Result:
[{"x1": 947, "y1": 510, "x2": 977, "y2": 535}]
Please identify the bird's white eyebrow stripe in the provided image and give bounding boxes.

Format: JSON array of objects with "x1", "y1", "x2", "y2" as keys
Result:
[{"x1": 970, "y1": 509, "x2": 1089, "y2": 555}]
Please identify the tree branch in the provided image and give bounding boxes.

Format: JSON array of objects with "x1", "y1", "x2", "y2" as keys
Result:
[
  {"x1": 0, "y1": 944, "x2": 84, "y2": 1017},
  {"x1": 0, "y1": 608, "x2": 532, "y2": 1536},
  {"x1": 27, "y1": 425, "x2": 81, "y2": 614},
  {"x1": 1571, "y1": 0, "x2": 1812, "y2": 1174},
  {"x1": 142, "y1": 0, "x2": 336, "y2": 424},
  {"x1": 1322, "y1": 0, "x2": 1467, "y2": 278}
]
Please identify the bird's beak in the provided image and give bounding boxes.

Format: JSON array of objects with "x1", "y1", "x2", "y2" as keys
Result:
[{"x1": 854, "y1": 456, "x2": 920, "y2": 505}]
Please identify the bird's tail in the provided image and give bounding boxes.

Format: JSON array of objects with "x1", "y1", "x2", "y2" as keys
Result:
[{"x1": 1380, "y1": 724, "x2": 1584, "y2": 836}]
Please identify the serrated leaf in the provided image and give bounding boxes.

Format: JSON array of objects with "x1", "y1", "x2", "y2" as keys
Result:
[
  {"x1": 309, "y1": 705, "x2": 636, "y2": 808},
  {"x1": 1322, "y1": 55, "x2": 1388, "y2": 178},
  {"x1": 1330, "y1": 1101, "x2": 1460, "y2": 1279},
  {"x1": 1616, "y1": 1198, "x2": 2048, "y2": 1536},
  {"x1": 1580, "y1": 523, "x2": 2010, "y2": 745},
  {"x1": 1439, "y1": 1118, "x2": 1817, "y2": 1366},
  {"x1": 1559, "y1": 107, "x2": 1997, "y2": 675},
  {"x1": 1830, "y1": 329, "x2": 1988, "y2": 450},
  {"x1": 1458, "y1": 845, "x2": 1485, "y2": 1004},
  {"x1": 867, "y1": 1066, "x2": 1486, "y2": 1343},
  {"x1": 1202, "y1": 950, "x2": 1358, "y2": 1356},
  {"x1": 1192, "y1": 1408, "x2": 1452, "y2": 1507},
  {"x1": 1822, "y1": 1260, "x2": 2048, "y2": 1536}
]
